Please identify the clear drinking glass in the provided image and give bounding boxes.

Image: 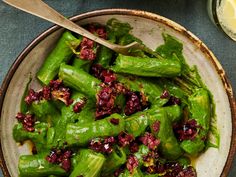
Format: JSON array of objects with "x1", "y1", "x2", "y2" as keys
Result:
[{"x1": 207, "y1": 0, "x2": 236, "y2": 41}]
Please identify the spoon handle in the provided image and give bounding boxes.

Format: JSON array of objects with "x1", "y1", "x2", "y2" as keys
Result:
[{"x1": 3, "y1": 0, "x2": 115, "y2": 49}]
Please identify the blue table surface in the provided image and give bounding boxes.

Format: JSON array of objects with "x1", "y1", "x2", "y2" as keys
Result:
[{"x1": 0, "y1": 0, "x2": 235, "y2": 176}]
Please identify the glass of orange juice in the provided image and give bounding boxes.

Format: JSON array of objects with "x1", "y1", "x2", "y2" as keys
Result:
[{"x1": 207, "y1": 0, "x2": 236, "y2": 41}]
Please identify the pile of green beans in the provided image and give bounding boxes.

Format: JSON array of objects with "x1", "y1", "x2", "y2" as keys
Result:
[{"x1": 12, "y1": 19, "x2": 217, "y2": 177}]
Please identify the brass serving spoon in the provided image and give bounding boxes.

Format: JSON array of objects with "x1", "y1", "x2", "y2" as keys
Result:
[{"x1": 3, "y1": 0, "x2": 159, "y2": 57}]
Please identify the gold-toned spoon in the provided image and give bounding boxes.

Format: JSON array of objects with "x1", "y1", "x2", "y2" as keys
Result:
[{"x1": 3, "y1": 0, "x2": 159, "y2": 57}]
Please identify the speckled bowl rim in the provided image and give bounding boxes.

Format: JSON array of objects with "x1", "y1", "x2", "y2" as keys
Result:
[{"x1": 0, "y1": 9, "x2": 235, "y2": 177}]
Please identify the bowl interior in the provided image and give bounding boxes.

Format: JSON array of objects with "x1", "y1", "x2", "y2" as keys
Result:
[{"x1": 0, "y1": 10, "x2": 233, "y2": 177}]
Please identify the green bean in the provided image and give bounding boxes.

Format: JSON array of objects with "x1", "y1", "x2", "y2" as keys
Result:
[
  {"x1": 69, "y1": 149, "x2": 105, "y2": 177},
  {"x1": 19, "y1": 153, "x2": 67, "y2": 177},
  {"x1": 29, "y1": 100, "x2": 60, "y2": 126},
  {"x1": 180, "y1": 88, "x2": 211, "y2": 155},
  {"x1": 148, "y1": 108, "x2": 183, "y2": 160},
  {"x1": 125, "y1": 112, "x2": 149, "y2": 137},
  {"x1": 101, "y1": 146, "x2": 127, "y2": 176},
  {"x1": 111, "y1": 54, "x2": 182, "y2": 77},
  {"x1": 37, "y1": 31, "x2": 81, "y2": 85},
  {"x1": 13, "y1": 123, "x2": 48, "y2": 152},
  {"x1": 162, "y1": 105, "x2": 182, "y2": 123},
  {"x1": 61, "y1": 92, "x2": 95, "y2": 124},
  {"x1": 72, "y1": 57, "x2": 92, "y2": 72},
  {"x1": 66, "y1": 113, "x2": 125, "y2": 146},
  {"x1": 96, "y1": 45, "x2": 114, "y2": 68},
  {"x1": 125, "y1": 105, "x2": 182, "y2": 137},
  {"x1": 117, "y1": 74, "x2": 167, "y2": 106},
  {"x1": 59, "y1": 63, "x2": 101, "y2": 99},
  {"x1": 47, "y1": 92, "x2": 95, "y2": 148}
]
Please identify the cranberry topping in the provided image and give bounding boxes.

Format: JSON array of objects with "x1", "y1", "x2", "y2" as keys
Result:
[
  {"x1": 96, "y1": 86, "x2": 117, "y2": 119},
  {"x1": 173, "y1": 119, "x2": 199, "y2": 141},
  {"x1": 24, "y1": 89, "x2": 41, "y2": 105},
  {"x1": 46, "y1": 149, "x2": 72, "y2": 172},
  {"x1": 25, "y1": 79, "x2": 73, "y2": 106},
  {"x1": 129, "y1": 142, "x2": 139, "y2": 153},
  {"x1": 80, "y1": 48, "x2": 96, "y2": 60},
  {"x1": 91, "y1": 64, "x2": 117, "y2": 84},
  {"x1": 80, "y1": 37, "x2": 94, "y2": 49},
  {"x1": 110, "y1": 118, "x2": 120, "y2": 125},
  {"x1": 79, "y1": 25, "x2": 107, "y2": 60},
  {"x1": 177, "y1": 166, "x2": 197, "y2": 177},
  {"x1": 49, "y1": 79, "x2": 62, "y2": 90},
  {"x1": 165, "y1": 96, "x2": 181, "y2": 106},
  {"x1": 163, "y1": 162, "x2": 183, "y2": 177},
  {"x1": 151, "y1": 121, "x2": 160, "y2": 133},
  {"x1": 126, "y1": 155, "x2": 139, "y2": 173},
  {"x1": 41, "y1": 86, "x2": 51, "y2": 100},
  {"x1": 118, "y1": 132, "x2": 134, "y2": 147},
  {"x1": 160, "y1": 89, "x2": 170, "y2": 99},
  {"x1": 51, "y1": 87, "x2": 73, "y2": 106},
  {"x1": 16, "y1": 112, "x2": 35, "y2": 132},
  {"x1": 114, "y1": 167, "x2": 125, "y2": 177},
  {"x1": 87, "y1": 24, "x2": 107, "y2": 39},
  {"x1": 124, "y1": 91, "x2": 142, "y2": 116},
  {"x1": 73, "y1": 99, "x2": 86, "y2": 113},
  {"x1": 155, "y1": 161, "x2": 165, "y2": 173},
  {"x1": 49, "y1": 79, "x2": 73, "y2": 106},
  {"x1": 89, "y1": 137, "x2": 116, "y2": 154},
  {"x1": 139, "y1": 132, "x2": 160, "y2": 150}
]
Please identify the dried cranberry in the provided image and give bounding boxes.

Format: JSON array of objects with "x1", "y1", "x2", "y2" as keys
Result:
[
  {"x1": 124, "y1": 92, "x2": 142, "y2": 116},
  {"x1": 16, "y1": 113, "x2": 35, "y2": 132},
  {"x1": 139, "y1": 132, "x2": 160, "y2": 150},
  {"x1": 166, "y1": 96, "x2": 181, "y2": 106},
  {"x1": 73, "y1": 100, "x2": 86, "y2": 113},
  {"x1": 80, "y1": 37, "x2": 94, "y2": 49},
  {"x1": 126, "y1": 155, "x2": 139, "y2": 173},
  {"x1": 46, "y1": 151, "x2": 58, "y2": 163},
  {"x1": 61, "y1": 158, "x2": 71, "y2": 172},
  {"x1": 49, "y1": 79, "x2": 63, "y2": 90},
  {"x1": 129, "y1": 142, "x2": 139, "y2": 153},
  {"x1": 80, "y1": 48, "x2": 96, "y2": 60},
  {"x1": 42, "y1": 86, "x2": 51, "y2": 100},
  {"x1": 89, "y1": 139, "x2": 103, "y2": 152},
  {"x1": 160, "y1": 89, "x2": 170, "y2": 99},
  {"x1": 110, "y1": 118, "x2": 119, "y2": 125},
  {"x1": 24, "y1": 89, "x2": 40, "y2": 105},
  {"x1": 173, "y1": 119, "x2": 199, "y2": 141},
  {"x1": 96, "y1": 86, "x2": 116, "y2": 119},
  {"x1": 151, "y1": 121, "x2": 160, "y2": 133},
  {"x1": 101, "y1": 70, "x2": 116, "y2": 84},
  {"x1": 91, "y1": 64, "x2": 103, "y2": 78},
  {"x1": 96, "y1": 27, "x2": 107, "y2": 39},
  {"x1": 177, "y1": 166, "x2": 197, "y2": 177},
  {"x1": 46, "y1": 149, "x2": 72, "y2": 172},
  {"x1": 114, "y1": 167, "x2": 125, "y2": 177},
  {"x1": 89, "y1": 137, "x2": 115, "y2": 154},
  {"x1": 156, "y1": 161, "x2": 165, "y2": 173},
  {"x1": 164, "y1": 162, "x2": 183, "y2": 177},
  {"x1": 15, "y1": 112, "x2": 25, "y2": 121},
  {"x1": 91, "y1": 64, "x2": 116, "y2": 84},
  {"x1": 104, "y1": 136, "x2": 116, "y2": 144},
  {"x1": 118, "y1": 132, "x2": 134, "y2": 147}
]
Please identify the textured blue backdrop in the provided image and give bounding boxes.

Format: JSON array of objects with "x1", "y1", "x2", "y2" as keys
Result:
[{"x1": 0, "y1": 0, "x2": 235, "y2": 176}]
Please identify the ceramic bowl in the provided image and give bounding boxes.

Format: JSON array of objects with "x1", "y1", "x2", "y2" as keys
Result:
[{"x1": 0, "y1": 9, "x2": 235, "y2": 177}]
